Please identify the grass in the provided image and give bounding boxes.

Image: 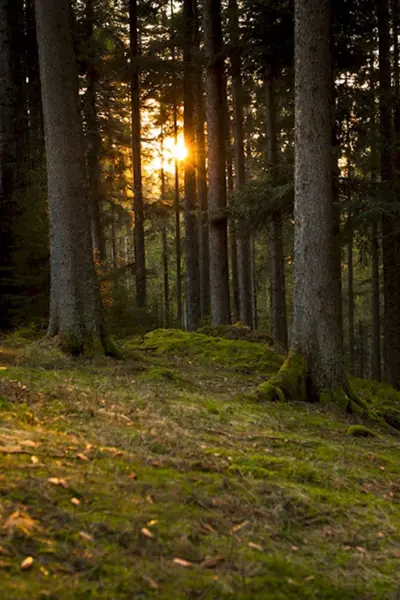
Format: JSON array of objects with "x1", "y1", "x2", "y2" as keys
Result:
[{"x1": 0, "y1": 328, "x2": 399, "y2": 599}]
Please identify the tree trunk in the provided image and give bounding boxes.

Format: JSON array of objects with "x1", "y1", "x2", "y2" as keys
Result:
[
  {"x1": 257, "y1": 0, "x2": 366, "y2": 413},
  {"x1": 195, "y1": 74, "x2": 210, "y2": 321},
  {"x1": 25, "y1": 0, "x2": 44, "y2": 170},
  {"x1": 0, "y1": 0, "x2": 26, "y2": 329},
  {"x1": 203, "y1": 0, "x2": 231, "y2": 325},
  {"x1": 347, "y1": 237, "x2": 355, "y2": 371},
  {"x1": 161, "y1": 154, "x2": 170, "y2": 327},
  {"x1": 226, "y1": 117, "x2": 240, "y2": 323},
  {"x1": 171, "y1": 29, "x2": 183, "y2": 327},
  {"x1": 265, "y1": 68, "x2": 288, "y2": 347},
  {"x1": 129, "y1": 0, "x2": 146, "y2": 309},
  {"x1": 84, "y1": 0, "x2": 105, "y2": 262},
  {"x1": 229, "y1": 0, "x2": 252, "y2": 327},
  {"x1": 183, "y1": 0, "x2": 200, "y2": 330},
  {"x1": 35, "y1": 0, "x2": 108, "y2": 353},
  {"x1": 379, "y1": 0, "x2": 400, "y2": 388}
]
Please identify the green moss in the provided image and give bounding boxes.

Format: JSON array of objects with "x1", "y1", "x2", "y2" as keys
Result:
[
  {"x1": 347, "y1": 425, "x2": 377, "y2": 438},
  {"x1": 256, "y1": 351, "x2": 307, "y2": 402},
  {"x1": 139, "y1": 366, "x2": 183, "y2": 383}
]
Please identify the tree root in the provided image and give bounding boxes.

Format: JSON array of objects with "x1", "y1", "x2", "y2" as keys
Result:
[{"x1": 255, "y1": 351, "x2": 396, "y2": 431}]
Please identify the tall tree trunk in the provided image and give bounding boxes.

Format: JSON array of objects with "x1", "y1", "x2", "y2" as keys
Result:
[
  {"x1": 161, "y1": 154, "x2": 170, "y2": 328},
  {"x1": 25, "y1": 0, "x2": 43, "y2": 170},
  {"x1": 259, "y1": 0, "x2": 365, "y2": 411},
  {"x1": 369, "y1": 53, "x2": 382, "y2": 382},
  {"x1": 171, "y1": 58, "x2": 182, "y2": 327},
  {"x1": 379, "y1": 0, "x2": 400, "y2": 388},
  {"x1": 226, "y1": 116, "x2": 240, "y2": 323},
  {"x1": 229, "y1": 0, "x2": 252, "y2": 327},
  {"x1": 35, "y1": 0, "x2": 107, "y2": 353},
  {"x1": 292, "y1": 0, "x2": 344, "y2": 392},
  {"x1": 183, "y1": 0, "x2": 200, "y2": 330},
  {"x1": 265, "y1": 67, "x2": 288, "y2": 347},
  {"x1": 203, "y1": 0, "x2": 231, "y2": 325},
  {"x1": 0, "y1": 0, "x2": 16, "y2": 329},
  {"x1": 129, "y1": 0, "x2": 146, "y2": 308},
  {"x1": 347, "y1": 237, "x2": 355, "y2": 371},
  {"x1": 85, "y1": 0, "x2": 105, "y2": 262},
  {"x1": 195, "y1": 75, "x2": 210, "y2": 321}
]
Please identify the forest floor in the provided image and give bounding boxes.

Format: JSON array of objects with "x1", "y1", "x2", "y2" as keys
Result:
[{"x1": 0, "y1": 328, "x2": 400, "y2": 599}]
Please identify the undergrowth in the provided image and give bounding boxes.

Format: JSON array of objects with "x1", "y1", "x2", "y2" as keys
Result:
[{"x1": 0, "y1": 329, "x2": 399, "y2": 599}]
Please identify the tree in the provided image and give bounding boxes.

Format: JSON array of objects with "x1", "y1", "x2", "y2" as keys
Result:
[
  {"x1": 203, "y1": 0, "x2": 231, "y2": 325},
  {"x1": 183, "y1": 0, "x2": 200, "y2": 330},
  {"x1": 228, "y1": 0, "x2": 253, "y2": 327},
  {"x1": 129, "y1": 0, "x2": 146, "y2": 309},
  {"x1": 35, "y1": 0, "x2": 108, "y2": 353},
  {"x1": 258, "y1": 0, "x2": 366, "y2": 411}
]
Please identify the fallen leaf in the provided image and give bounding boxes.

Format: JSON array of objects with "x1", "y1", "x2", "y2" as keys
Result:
[
  {"x1": 376, "y1": 532, "x2": 385, "y2": 539},
  {"x1": 147, "y1": 520, "x2": 158, "y2": 527},
  {"x1": 0, "y1": 546, "x2": 11, "y2": 555},
  {"x1": 143, "y1": 575, "x2": 159, "y2": 589},
  {"x1": 304, "y1": 575, "x2": 315, "y2": 582},
  {"x1": 343, "y1": 545, "x2": 352, "y2": 551},
  {"x1": 48, "y1": 477, "x2": 68, "y2": 488},
  {"x1": 39, "y1": 566, "x2": 49, "y2": 576},
  {"x1": 141, "y1": 527, "x2": 154, "y2": 539},
  {"x1": 31, "y1": 456, "x2": 39, "y2": 465},
  {"x1": 200, "y1": 556, "x2": 224, "y2": 569},
  {"x1": 20, "y1": 556, "x2": 34, "y2": 570},
  {"x1": 76, "y1": 453, "x2": 89, "y2": 461},
  {"x1": 0, "y1": 560, "x2": 12, "y2": 569},
  {"x1": 379, "y1": 466, "x2": 386, "y2": 471},
  {"x1": 79, "y1": 531, "x2": 94, "y2": 542},
  {"x1": 356, "y1": 546, "x2": 366, "y2": 553},
  {"x1": 146, "y1": 495, "x2": 154, "y2": 504},
  {"x1": 3, "y1": 511, "x2": 40, "y2": 536},
  {"x1": 248, "y1": 542, "x2": 263, "y2": 551},
  {"x1": 128, "y1": 472, "x2": 137, "y2": 480},
  {"x1": 230, "y1": 521, "x2": 250, "y2": 535},
  {"x1": 71, "y1": 497, "x2": 81, "y2": 506},
  {"x1": 20, "y1": 440, "x2": 37, "y2": 448},
  {"x1": 173, "y1": 558, "x2": 193, "y2": 567},
  {"x1": 291, "y1": 546, "x2": 299, "y2": 552}
]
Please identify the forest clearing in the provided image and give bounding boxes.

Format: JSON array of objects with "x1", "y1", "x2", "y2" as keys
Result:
[{"x1": 0, "y1": 328, "x2": 400, "y2": 599}]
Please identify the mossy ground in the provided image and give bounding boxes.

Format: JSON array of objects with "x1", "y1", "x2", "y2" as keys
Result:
[{"x1": 0, "y1": 329, "x2": 399, "y2": 599}]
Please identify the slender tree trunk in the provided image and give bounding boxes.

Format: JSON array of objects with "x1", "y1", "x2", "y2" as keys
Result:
[
  {"x1": 171, "y1": 40, "x2": 183, "y2": 327},
  {"x1": 195, "y1": 76, "x2": 210, "y2": 321},
  {"x1": 0, "y1": 0, "x2": 18, "y2": 329},
  {"x1": 160, "y1": 154, "x2": 170, "y2": 328},
  {"x1": 229, "y1": 0, "x2": 252, "y2": 327},
  {"x1": 129, "y1": 0, "x2": 146, "y2": 308},
  {"x1": 203, "y1": 0, "x2": 230, "y2": 325},
  {"x1": 226, "y1": 119, "x2": 240, "y2": 323},
  {"x1": 85, "y1": 0, "x2": 105, "y2": 262},
  {"x1": 111, "y1": 203, "x2": 118, "y2": 269},
  {"x1": 183, "y1": 0, "x2": 200, "y2": 330},
  {"x1": 371, "y1": 220, "x2": 382, "y2": 380},
  {"x1": 25, "y1": 0, "x2": 43, "y2": 170},
  {"x1": 379, "y1": 0, "x2": 400, "y2": 388},
  {"x1": 35, "y1": 0, "x2": 107, "y2": 352},
  {"x1": 347, "y1": 237, "x2": 355, "y2": 371},
  {"x1": 265, "y1": 68, "x2": 288, "y2": 347}
]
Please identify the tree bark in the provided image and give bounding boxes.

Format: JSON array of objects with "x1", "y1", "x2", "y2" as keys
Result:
[
  {"x1": 379, "y1": 0, "x2": 400, "y2": 388},
  {"x1": 226, "y1": 114, "x2": 240, "y2": 323},
  {"x1": 257, "y1": 0, "x2": 366, "y2": 412},
  {"x1": 265, "y1": 68, "x2": 288, "y2": 347},
  {"x1": 347, "y1": 237, "x2": 355, "y2": 371},
  {"x1": 129, "y1": 0, "x2": 146, "y2": 308},
  {"x1": 35, "y1": 0, "x2": 108, "y2": 353},
  {"x1": 183, "y1": 0, "x2": 200, "y2": 330},
  {"x1": 203, "y1": 0, "x2": 231, "y2": 325},
  {"x1": 84, "y1": 0, "x2": 105, "y2": 262},
  {"x1": 229, "y1": 0, "x2": 252, "y2": 327}
]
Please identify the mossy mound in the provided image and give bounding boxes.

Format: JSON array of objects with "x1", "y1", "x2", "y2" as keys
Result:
[
  {"x1": 198, "y1": 325, "x2": 274, "y2": 345},
  {"x1": 126, "y1": 329, "x2": 283, "y2": 375}
]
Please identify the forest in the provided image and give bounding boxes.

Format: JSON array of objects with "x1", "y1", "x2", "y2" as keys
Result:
[{"x1": 1, "y1": 0, "x2": 400, "y2": 598}]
